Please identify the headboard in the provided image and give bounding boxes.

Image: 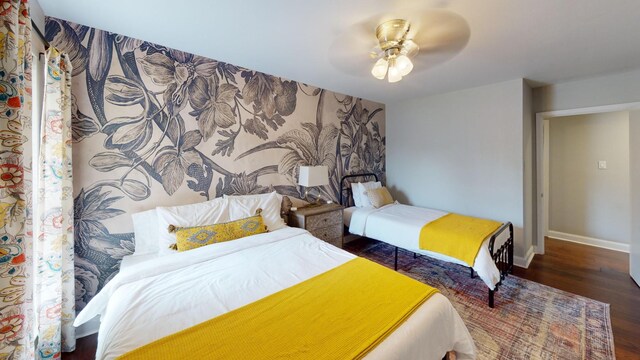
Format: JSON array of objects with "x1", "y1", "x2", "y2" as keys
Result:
[{"x1": 339, "y1": 173, "x2": 379, "y2": 207}]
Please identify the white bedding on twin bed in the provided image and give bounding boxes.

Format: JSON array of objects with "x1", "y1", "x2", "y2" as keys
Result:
[
  {"x1": 346, "y1": 203, "x2": 508, "y2": 290},
  {"x1": 76, "y1": 227, "x2": 476, "y2": 360},
  {"x1": 343, "y1": 205, "x2": 358, "y2": 226}
]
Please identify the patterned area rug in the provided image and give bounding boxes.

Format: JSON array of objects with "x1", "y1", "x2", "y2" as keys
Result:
[{"x1": 344, "y1": 239, "x2": 616, "y2": 360}]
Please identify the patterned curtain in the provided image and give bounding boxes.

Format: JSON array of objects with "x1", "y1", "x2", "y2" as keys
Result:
[
  {"x1": 35, "y1": 47, "x2": 74, "y2": 357},
  {"x1": 0, "y1": 0, "x2": 34, "y2": 359}
]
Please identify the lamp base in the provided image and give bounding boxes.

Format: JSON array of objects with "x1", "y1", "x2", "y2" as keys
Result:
[
  {"x1": 303, "y1": 188, "x2": 325, "y2": 208},
  {"x1": 302, "y1": 201, "x2": 325, "y2": 209}
]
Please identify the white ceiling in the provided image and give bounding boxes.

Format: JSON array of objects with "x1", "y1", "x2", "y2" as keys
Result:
[{"x1": 38, "y1": 0, "x2": 640, "y2": 104}]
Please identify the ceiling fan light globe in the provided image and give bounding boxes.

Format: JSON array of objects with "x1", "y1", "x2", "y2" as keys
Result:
[
  {"x1": 387, "y1": 64, "x2": 402, "y2": 83},
  {"x1": 371, "y1": 58, "x2": 389, "y2": 80},
  {"x1": 396, "y1": 55, "x2": 414, "y2": 76}
]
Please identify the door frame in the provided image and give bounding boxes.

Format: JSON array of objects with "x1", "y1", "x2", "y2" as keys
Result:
[{"x1": 535, "y1": 101, "x2": 640, "y2": 254}]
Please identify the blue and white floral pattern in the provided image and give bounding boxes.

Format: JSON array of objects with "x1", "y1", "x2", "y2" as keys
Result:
[{"x1": 45, "y1": 17, "x2": 386, "y2": 311}]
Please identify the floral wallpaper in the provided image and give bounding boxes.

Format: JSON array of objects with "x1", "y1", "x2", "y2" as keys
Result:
[{"x1": 45, "y1": 17, "x2": 385, "y2": 312}]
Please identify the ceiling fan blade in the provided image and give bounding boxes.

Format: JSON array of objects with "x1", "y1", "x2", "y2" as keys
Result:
[
  {"x1": 409, "y1": 10, "x2": 470, "y2": 55},
  {"x1": 328, "y1": 16, "x2": 384, "y2": 76}
]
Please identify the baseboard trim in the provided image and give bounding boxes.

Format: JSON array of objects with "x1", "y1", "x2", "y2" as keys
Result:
[
  {"x1": 547, "y1": 231, "x2": 630, "y2": 253},
  {"x1": 514, "y1": 245, "x2": 535, "y2": 268}
]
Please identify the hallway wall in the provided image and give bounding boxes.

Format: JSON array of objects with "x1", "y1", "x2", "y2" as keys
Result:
[{"x1": 548, "y1": 111, "x2": 630, "y2": 244}]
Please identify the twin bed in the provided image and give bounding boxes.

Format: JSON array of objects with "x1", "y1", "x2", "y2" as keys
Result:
[
  {"x1": 74, "y1": 192, "x2": 477, "y2": 359},
  {"x1": 340, "y1": 174, "x2": 514, "y2": 308}
]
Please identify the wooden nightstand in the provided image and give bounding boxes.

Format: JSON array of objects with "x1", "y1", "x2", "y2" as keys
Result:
[{"x1": 289, "y1": 203, "x2": 344, "y2": 248}]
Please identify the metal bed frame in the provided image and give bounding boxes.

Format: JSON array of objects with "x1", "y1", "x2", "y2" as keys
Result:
[{"x1": 340, "y1": 173, "x2": 514, "y2": 308}]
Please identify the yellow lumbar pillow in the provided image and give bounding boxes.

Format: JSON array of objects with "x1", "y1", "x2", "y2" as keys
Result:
[
  {"x1": 168, "y1": 209, "x2": 267, "y2": 252},
  {"x1": 365, "y1": 187, "x2": 394, "y2": 208}
]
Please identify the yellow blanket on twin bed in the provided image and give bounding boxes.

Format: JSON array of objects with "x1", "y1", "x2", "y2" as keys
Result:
[
  {"x1": 118, "y1": 257, "x2": 439, "y2": 360},
  {"x1": 419, "y1": 213, "x2": 502, "y2": 267}
]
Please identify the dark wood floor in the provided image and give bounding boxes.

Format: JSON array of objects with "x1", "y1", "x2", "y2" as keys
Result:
[
  {"x1": 513, "y1": 237, "x2": 640, "y2": 360},
  {"x1": 63, "y1": 236, "x2": 640, "y2": 360},
  {"x1": 63, "y1": 333, "x2": 97, "y2": 359}
]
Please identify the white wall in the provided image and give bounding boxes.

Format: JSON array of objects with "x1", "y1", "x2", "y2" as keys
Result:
[
  {"x1": 533, "y1": 69, "x2": 640, "y2": 112},
  {"x1": 30, "y1": 0, "x2": 45, "y2": 30},
  {"x1": 548, "y1": 111, "x2": 630, "y2": 244},
  {"x1": 523, "y1": 81, "x2": 534, "y2": 257},
  {"x1": 629, "y1": 111, "x2": 640, "y2": 283},
  {"x1": 387, "y1": 79, "x2": 531, "y2": 259},
  {"x1": 30, "y1": 0, "x2": 46, "y2": 58}
]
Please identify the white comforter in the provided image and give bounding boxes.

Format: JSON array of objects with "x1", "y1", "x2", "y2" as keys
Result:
[
  {"x1": 75, "y1": 227, "x2": 476, "y2": 360},
  {"x1": 348, "y1": 203, "x2": 507, "y2": 290}
]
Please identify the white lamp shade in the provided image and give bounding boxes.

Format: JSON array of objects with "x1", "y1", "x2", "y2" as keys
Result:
[{"x1": 298, "y1": 166, "x2": 329, "y2": 187}]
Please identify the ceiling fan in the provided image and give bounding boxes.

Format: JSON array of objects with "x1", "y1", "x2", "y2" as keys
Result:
[
  {"x1": 328, "y1": 9, "x2": 470, "y2": 83},
  {"x1": 370, "y1": 19, "x2": 420, "y2": 82}
]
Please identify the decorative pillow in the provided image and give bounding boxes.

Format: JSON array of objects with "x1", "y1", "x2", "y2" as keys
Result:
[
  {"x1": 156, "y1": 197, "x2": 230, "y2": 255},
  {"x1": 168, "y1": 210, "x2": 267, "y2": 252},
  {"x1": 365, "y1": 187, "x2": 394, "y2": 208},
  {"x1": 131, "y1": 208, "x2": 160, "y2": 255},
  {"x1": 353, "y1": 181, "x2": 382, "y2": 207},
  {"x1": 225, "y1": 191, "x2": 286, "y2": 231}
]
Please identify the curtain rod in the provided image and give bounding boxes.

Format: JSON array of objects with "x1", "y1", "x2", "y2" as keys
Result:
[{"x1": 31, "y1": 19, "x2": 50, "y2": 50}]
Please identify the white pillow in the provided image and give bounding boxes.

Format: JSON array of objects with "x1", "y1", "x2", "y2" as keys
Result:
[
  {"x1": 353, "y1": 181, "x2": 382, "y2": 207},
  {"x1": 155, "y1": 197, "x2": 230, "y2": 255},
  {"x1": 350, "y1": 184, "x2": 362, "y2": 207},
  {"x1": 131, "y1": 208, "x2": 160, "y2": 255},
  {"x1": 224, "y1": 191, "x2": 283, "y2": 204},
  {"x1": 226, "y1": 191, "x2": 286, "y2": 231}
]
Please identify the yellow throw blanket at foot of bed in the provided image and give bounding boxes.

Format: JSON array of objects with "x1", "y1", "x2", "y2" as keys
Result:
[
  {"x1": 419, "y1": 213, "x2": 502, "y2": 267},
  {"x1": 118, "y1": 257, "x2": 439, "y2": 360}
]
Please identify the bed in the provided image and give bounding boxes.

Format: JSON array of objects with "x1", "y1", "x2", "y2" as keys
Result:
[
  {"x1": 73, "y1": 193, "x2": 477, "y2": 360},
  {"x1": 340, "y1": 174, "x2": 514, "y2": 308}
]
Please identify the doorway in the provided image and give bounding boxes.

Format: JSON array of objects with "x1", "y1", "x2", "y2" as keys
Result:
[{"x1": 535, "y1": 102, "x2": 640, "y2": 281}]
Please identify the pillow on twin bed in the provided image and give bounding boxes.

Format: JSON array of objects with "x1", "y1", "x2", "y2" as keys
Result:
[
  {"x1": 365, "y1": 186, "x2": 394, "y2": 208},
  {"x1": 156, "y1": 197, "x2": 230, "y2": 255},
  {"x1": 167, "y1": 209, "x2": 267, "y2": 252},
  {"x1": 352, "y1": 181, "x2": 382, "y2": 207}
]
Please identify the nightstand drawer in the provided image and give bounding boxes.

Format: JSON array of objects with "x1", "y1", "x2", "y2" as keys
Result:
[
  {"x1": 306, "y1": 210, "x2": 342, "y2": 230},
  {"x1": 310, "y1": 225, "x2": 343, "y2": 243},
  {"x1": 289, "y1": 203, "x2": 344, "y2": 248}
]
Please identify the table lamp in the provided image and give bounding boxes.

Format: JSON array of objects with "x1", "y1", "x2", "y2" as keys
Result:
[{"x1": 298, "y1": 165, "x2": 329, "y2": 205}]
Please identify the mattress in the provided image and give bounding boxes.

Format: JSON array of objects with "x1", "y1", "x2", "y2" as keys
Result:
[
  {"x1": 347, "y1": 203, "x2": 509, "y2": 289},
  {"x1": 343, "y1": 205, "x2": 360, "y2": 226},
  {"x1": 77, "y1": 227, "x2": 476, "y2": 360}
]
